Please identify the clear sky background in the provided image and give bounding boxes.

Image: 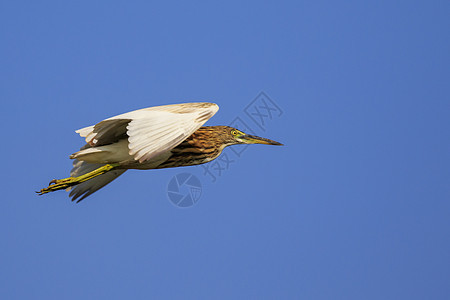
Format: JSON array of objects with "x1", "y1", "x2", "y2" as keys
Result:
[{"x1": 1, "y1": 1, "x2": 449, "y2": 299}]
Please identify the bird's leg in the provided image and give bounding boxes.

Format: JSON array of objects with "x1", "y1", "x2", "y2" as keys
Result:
[{"x1": 37, "y1": 163, "x2": 119, "y2": 195}]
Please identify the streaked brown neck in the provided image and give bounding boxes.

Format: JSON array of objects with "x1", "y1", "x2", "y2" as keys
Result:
[{"x1": 156, "y1": 126, "x2": 231, "y2": 169}]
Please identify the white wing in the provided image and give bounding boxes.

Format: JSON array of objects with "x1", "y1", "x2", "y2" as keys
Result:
[{"x1": 75, "y1": 102, "x2": 219, "y2": 163}]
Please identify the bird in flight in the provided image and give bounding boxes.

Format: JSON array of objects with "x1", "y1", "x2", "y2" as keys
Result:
[{"x1": 37, "y1": 102, "x2": 283, "y2": 202}]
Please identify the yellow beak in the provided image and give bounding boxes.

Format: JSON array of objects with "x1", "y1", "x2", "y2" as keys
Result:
[{"x1": 239, "y1": 134, "x2": 283, "y2": 146}]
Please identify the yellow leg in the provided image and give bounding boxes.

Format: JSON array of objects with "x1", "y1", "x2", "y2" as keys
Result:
[{"x1": 37, "y1": 163, "x2": 119, "y2": 195}]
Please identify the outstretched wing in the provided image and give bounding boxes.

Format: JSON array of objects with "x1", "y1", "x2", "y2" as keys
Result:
[{"x1": 75, "y1": 102, "x2": 219, "y2": 163}]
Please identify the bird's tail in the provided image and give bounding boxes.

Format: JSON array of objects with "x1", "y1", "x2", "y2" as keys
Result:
[{"x1": 37, "y1": 160, "x2": 126, "y2": 202}]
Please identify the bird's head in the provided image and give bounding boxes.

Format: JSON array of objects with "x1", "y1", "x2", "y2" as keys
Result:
[{"x1": 225, "y1": 127, "x2": 283, "y2": 146}]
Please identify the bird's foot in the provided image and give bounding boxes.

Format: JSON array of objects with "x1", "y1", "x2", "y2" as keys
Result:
[
  {"x1": 37, "y1": 177, "x2": 78, "y2": 195},
  {"x1": 36, "y1": 163, "x2": 119, "y2": 196}
]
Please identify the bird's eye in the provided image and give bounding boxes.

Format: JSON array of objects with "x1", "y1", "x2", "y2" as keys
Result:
[{"x1": 232, "y1": 130, "x2": 239, "y2": 136}]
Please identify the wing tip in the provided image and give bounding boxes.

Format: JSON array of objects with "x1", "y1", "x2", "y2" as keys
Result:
[
  {"x1": 209, "y1": 102, "x2": 219, "y2": 113},
  {"x1": 196, "y1": 103, "x2": 219, "y2": 123}
]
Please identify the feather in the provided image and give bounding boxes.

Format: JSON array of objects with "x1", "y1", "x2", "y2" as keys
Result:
[
  {"x1": 74, "y1": 102, "x2": 219, "y2": 163},
  {"x1": 68, "y1": 160, "x2": 126, "y2": 202}
]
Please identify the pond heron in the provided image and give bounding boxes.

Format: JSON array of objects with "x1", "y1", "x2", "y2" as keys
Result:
[{"x1": 37, "y1": 102, "x2": 283, "y2": 202}]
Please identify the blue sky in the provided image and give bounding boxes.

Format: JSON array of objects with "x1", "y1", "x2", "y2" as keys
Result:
[{"x1": 1, "y1": 1, "x2": 449, "y2": 299}]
